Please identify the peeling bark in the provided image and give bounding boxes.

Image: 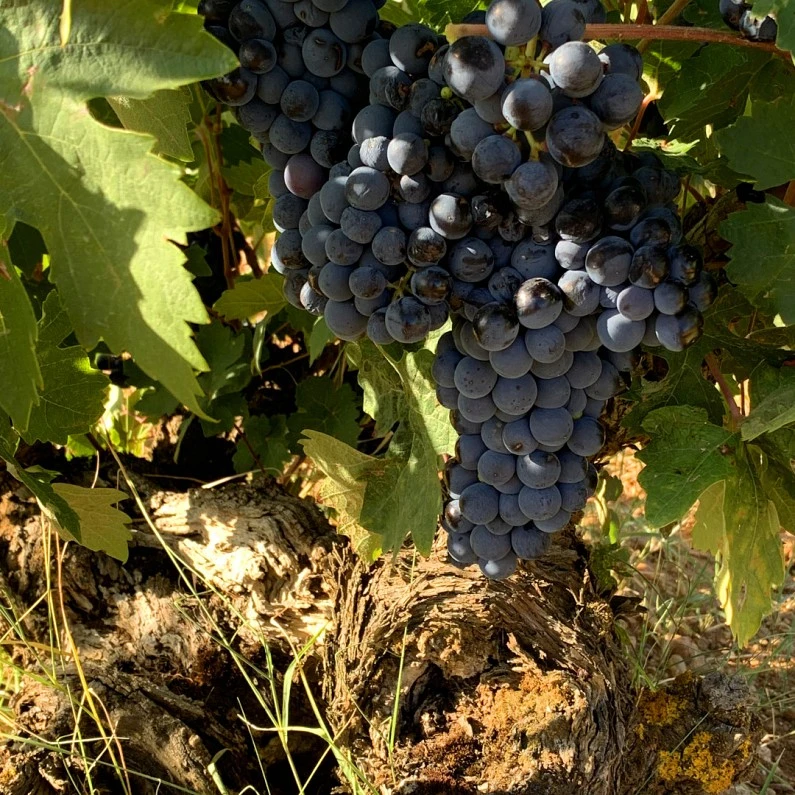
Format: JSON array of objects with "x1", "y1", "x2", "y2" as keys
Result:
[{"x1": 0, "y1": 473, "x2": 761, "y2": 794}]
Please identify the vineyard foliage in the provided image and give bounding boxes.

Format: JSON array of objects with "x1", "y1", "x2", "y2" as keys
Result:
[{"x1": 0, "y1": 0, "x2": 793, "y2": 646}]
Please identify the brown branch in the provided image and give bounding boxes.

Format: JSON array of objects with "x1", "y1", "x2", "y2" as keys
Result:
[
  {"x1": 444, "y1": 22, "x2": 787, "y2": 57},
  {"x1": 705, "y1": 352, "x2": 744, "y2": 430},
  {"x1": 784, "y1": 181, "x2": 795, "y2": 207}
]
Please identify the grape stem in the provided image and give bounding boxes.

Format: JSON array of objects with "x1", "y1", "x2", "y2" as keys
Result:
[
  {"x1": 705, "y1": 352, "x2": 744, "y2": 430},
  {"x1": 444, "y1": 23, "x2": 787, "y2": 57}
]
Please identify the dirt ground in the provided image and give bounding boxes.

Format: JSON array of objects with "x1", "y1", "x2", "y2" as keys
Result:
[{"x1": 583, "y1": 449, "x2": 795, "y2": 795}]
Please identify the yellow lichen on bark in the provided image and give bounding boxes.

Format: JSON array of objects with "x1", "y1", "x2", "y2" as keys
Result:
[{"x1": 656, "y1": 732, "x2": 738, "y2": 794}]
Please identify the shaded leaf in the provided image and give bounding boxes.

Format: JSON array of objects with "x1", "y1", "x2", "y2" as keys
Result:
[
  {"x1": 233, "y1": 414, "x2": 292, "y2": 474},
  {"x1": 23, "y1": 292, "x2": 108, "y2": 445},
  {"x1": 714, "y1": 94, "x2": 795, "y2": 190},
  {"x1": 308, "y1": 317, "x2": 335, "y2": 365},
  {"x1": 721, "y1": 198, "x2": 795, "y2": 325},
  {"x1": 288, "y1": 377, "x2": 360, "y2": 448},
  {"x1": 0, "y1": 224, "x2": 42, "y2": 431}
]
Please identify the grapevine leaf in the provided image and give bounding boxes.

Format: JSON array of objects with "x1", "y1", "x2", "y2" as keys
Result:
[
  {"x1": 741, "y1": 372, "x2": 795, "y2": 440},
  {"x1": 0, "y1": 224, "x2": 42, "y2": 431},
  {"x1": 213, "y1": 274, "x2": 287, "y2": 321},
  {"x1": 658, "y1": 47, "x2": 773, "y2": 142},
  {"x1": 301, "y1": 428, "x2": 442, "y2": 556},
  {"x1": 0, "y1": 439, "x2": 82, "y2": 542},
  {"x1": 692, "y1": 446, "x2": 786, "y2": 647},
  {"x1": 288, "y1": 377, "x2": 360, "y2": 448},
  {"x1": 183, "y1": 242, "x2": 212, "y2": 279},
  {"x1": 352, "y1": 340, "x2": 457, "y2": 455},
  {"x1": 0, "y1": 0, "x2": 238, "y2": 418},
  {"x1": 714, "y1": 95, "x2": 795, "y2": 190},
  {"x1": 233, "y1": 414, "x2": 292, "y2": 474},
  {"x1": 308, "y1": 317, "x2": 335, "y2": 365},
  {"x1": 636, "y1": 406, "x2": 736, "y2": 528},
  {"x1": 194, "y1": 322, "x2": 249, "y2": 401},
  {"x1": 23, "y1": 292, "x2": 109, "y2": 445},
  {"x1": 721, "y1": 198, "x2": 795, "y2": 325},
  {"x1": 750, "y1": 0, "x2": 795, "y2": 55},
  {"x1": 7, "y1": 221, "x2": 47, "y2": 279},
  {"x1": 108, "y1": 88, "x2": 193, "y2": 161},
  {"x1": 51, "y1": 484, "x2": 132, "y2": 562}
]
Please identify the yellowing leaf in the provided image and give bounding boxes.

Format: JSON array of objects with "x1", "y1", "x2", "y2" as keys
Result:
[{"x1": 51, "y1": 484, "x2": 132, "y2": 562}]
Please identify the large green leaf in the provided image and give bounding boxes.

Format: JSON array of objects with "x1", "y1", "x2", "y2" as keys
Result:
[
  {"x1": 288, "y1": 376, "x2": 361, "y2": 448},
  {"x1": 0, "y1": 221, "x2": 41, "y2": 431},
  {"x1": 714, "y1": 94, "x2": 795, "y2": 190},
  {"x1": 741, "y1": 371, "x2": 795, "y2": 440},
  {"x1": 721, "y1": 198, "x2": 795, "y2": 325},
  {"x1": 23, "y1": 292, "x2": 109, "y2": 445},
  {"x1": 658, "y1": 47, "x2": 773, "y2": 142},
  {"x1": 0, "y1": 1, "x2": 238, "y2": 418},
  {"x1": 108, "y1": 88, "x2": 194, "y2": 161},
  {"x1": 636, "y1": 406, "x2": 736, "y2": 528}
]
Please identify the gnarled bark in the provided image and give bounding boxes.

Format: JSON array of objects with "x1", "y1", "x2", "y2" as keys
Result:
[{"x1": 0, "y1": 472, "x2": 761, "y2": 794}]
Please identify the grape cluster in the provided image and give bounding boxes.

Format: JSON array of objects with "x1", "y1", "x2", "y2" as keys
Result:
[
  {"x1": 199, "y1": 0, "x2": 386, "y2": 208},
  {"x1": 719, "y1": 0, "x2": 778, "y2": 41},
  {"x1": 204, "y1": 0, "x2": 718, "y2": 578}
]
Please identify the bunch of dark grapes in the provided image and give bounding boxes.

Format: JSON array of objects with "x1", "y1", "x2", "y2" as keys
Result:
[
  {"x1": 198, "y1": 0, "x2": 386, "y2": 210},
  {"x1": 719, "y1": 0, "x2": 778, "y2": 41},
  {"x1": 203, "y1": 0, "x2": 717, "y2": 579}
]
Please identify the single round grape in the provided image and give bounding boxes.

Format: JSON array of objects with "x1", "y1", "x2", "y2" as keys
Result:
[
  {"x1": 477, "y1": 550, "x2": 517, "y2": 578},
  {"x1": 515, "y1": 278, "x2": 563, "y2": 329},
  {"x1": 540, "y1": 0, "x2": 586, "y2": 48},
  {"x1": 534, "y1": 374, "x2": 571, "y2": 408},
  {"x1": 534, "y1": 509, "x2": 571, "y2": 533},
  {"x1": 437, "y1": 384, "x2": 460, "y2": 409},
  {"x1": 563, "y1": 315, "x2": 597, "y2": 351},
  {"x1": 555, "y1": 271, "x2": 599, "y2": 320},
  {"x1": 589, "y1": 73, "x2": 644, "y2": 129},
  {"x1": 490, "y1": 336, "x2": 534, "y2": 379},
  {"x1": 459, "y1": 435, "x2": 490, "y2": 470},
  {"x1": 407, "y1": 226, "x2": 447, "y2": 268},
  {"x1": 519, "y1": 485, "x2": 562, "y2": 521},
  {"x1": 312, "y1": 90, "x2": 351, "y2": 131},
  {"x1": 616, "y1": 285, "x2": 655, "y2": 321},
  {"x1": 228, "y1": 0, "x2": 277, "y2": 42},
  {"x1": 584, "y1": 360, "x2": 624, "y2": 400},
  {"x1": 449, "y1": 237, "x2": 495, "y2": 283},
  {"x1": 352, "y1": 104, "x2": 396, "y2": 142},
  {"x1": 324, "y1": 299, "x2": 368, "y2": 340},
  {"x1": 584, "y1": 236, "x2": 634, "y2": 287},
  {"x1": 492, "y1": 373, "x2": 538, "y2": 415},
  {"x1": 596, "y1": 309, "x2": 646, "y2": 352},
  {"x1": 549, "y1": 41, "x2": 603, "y2": 98},
  {"x1": 566, "y1": 387, "x2": 588, "y2": 418},
  {"x1": 448, "y1": 532, "x2": 479, "y2": 565},
  {"x1": 460, "y1": 483, "x2": 501, "y2": 525},
  {"x1": 478, "y1": 451, "x2": 517, "y2": 487},
  {"x1": 566, "y1": 351, "x2": 602, "y2": 390},
  {"x1": 239, "y1": 38, "x2": 278, "y2": 74},
  {"x1": 555, "y1": 311, "x2": 581, "y2": 333},
  {"x1": 329, "y1": 0, "x2": 377, "y2": 44},
  {"x1": 668, "y1": 245, "x2": 702, "y2": 286},
  {"x1": 432, "y1": 346, "x2": 463, "y2": 390},
  {"x1": 524, "y1": 326, "x2": 566, "y2": 364},
  {"x1": 653, "y1": 281, "x2": 687, "y2": 315},
  {"x1": 630, "y1": 210, "x2": 682, "y2": 248},
  {"x1": 555, "y1": 239, "x2": 588, "y2": 271},
  {"x1": 458, "y1": 322, "x2": 492, "y2": 361},
  {"x1": 739, "y1": 9, "x2": 778, "y2": 41},
  {"x1": 345, "y1": 166, "x2": 390, "y2": 211},
  {"x1": 481, "y1": 416, "x2": 509, "y2": 454},
  {"x1": 517, "y1": 450, "x2": 561, "y2": 490},
  {"x1": 504, "y1": 159, "x2": 559, "y2": 211},
  {"x1": 546, "y1": 106, "x2": 605, "y2": 168},
  {"x1": 598, "y1": 43, "x2": 643, "y2": 82},
  {"x1": 273, "y1": 193, "x2": 307, "y2": 231},
  {"x1": 302, "y1": 29, "x2": 347, "y2": 78},
  {"x1": 501, "y1": 419, "x2": 537, "y2": 456},
  {"x1": 385, "y1": 296, "x2": 432, "y2": 343},
  {"x1": 349, "y1": 267, "x2": 387, "y2": 300},
  {"x1": 629, "y1": 245, "x2": 670, "y2": 288},
  {"x1": 499, "y1": 492, "x2": 529, "y2": 526},
  {"x1": 208, "y1": 68, "x2": 258, "y2": 106},
  {"x1": 269, "y1": 114, "x2": 312, "y2": 154},
  {"x1": 411, "y1": 266, "x2": 451, "y2": 305},
  {"x1": 528, "y1": 407, "x2": 573, "y2": 448},
  {"x1": 443, "y1": 498, "x2": 475, "y2": 533},
  {"x1": 474, "y1": 88, "x2": 507, "y2": 125},
  {"x1": 511, "y1": 241, "x2": 557, "y2": 282},
  {"x1": 654, "y1": 307, "x2": 704, "y2": 351},
  {"x1": 486, "y1": 0, "x2": 542, "y2": 44},
  {"x1": 567, "y1": 416, "x2": 605, "y2": 457},
  {"x1": 454, "y1": 357, "x2": 499, "y2": 400},
  {"x1": 489, "y1": 267, "x2": 524, "y2": 304},
  {"x1": 429, "y1": 194, "x2": 473, "y2": 240},
  {"x1": 389, "y1": 23, "x2": 438, "y2": 75},
  {"x1": 387, "y1": 133, "x2": 428, "y2": 176},
  {"x1": 604, "y1": 182, "x2": 646, "y2": 231},
  {"x1": 369, "y1": 226, "x2": 406, "y2": 267},
  {"x1": 512, "y1": 525, "x2": 551, "y2": 559},
  {"x1": 471, "y1": 136, "x2": 522, "y2": 185},
  {"x1": 443, "y1": 36, "x2": 506, "y2": 103},
  {"x1": 300, "y1": 281, "x2": 328, "y2": 315},
  {"x1": 458, "y1": 392, "x2": 497, "y2": 423},
  {"x1": 284, "y1": 154, "x2": 325, "y2": 199},
  {"x1": 558, "y1": 480, "x2": 589, "y2": 513},
  {"x1": 473, "y1": 303, "x2": 520, "y2": 352},
  {"x1": 501, "y1": 78, "x2": 553, "y2": 131}
]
